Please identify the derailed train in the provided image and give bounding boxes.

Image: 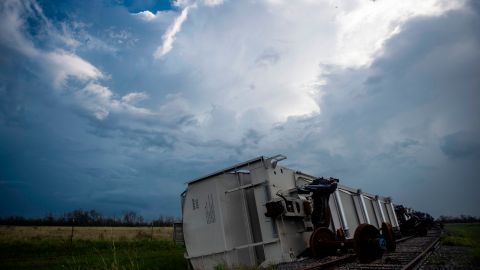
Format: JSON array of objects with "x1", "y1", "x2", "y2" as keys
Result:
[
  {"x1": 180, "y1": 155, "x2": 431, "y2": 269},
  {"x1": 394, "y1": 204, "x2": 435, "y2": 237}
]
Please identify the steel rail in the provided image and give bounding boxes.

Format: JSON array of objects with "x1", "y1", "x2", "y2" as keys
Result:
[
  {"x1": 401, "y1": 236, "x2": 440, "y2": 270},
  {"x1": 300, "y1": 235, "x2": 417, "y2": 270},
  {"x1": 395, "y1": 235, "x2": 414, "y2": 244},
  {"x1": 301, "y1": 254, "x2": 356, "y2": 270},
  {"x1": 344, "y1": 231, "x2": 441, "y2": 270},
  {"x1": 297, "y1": 231, "x2": 440, "y2": 270}
]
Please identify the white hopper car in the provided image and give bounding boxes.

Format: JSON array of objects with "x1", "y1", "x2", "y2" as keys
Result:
[{"x1": 181, "y1": 155, "x2": 399, "y2": 269}]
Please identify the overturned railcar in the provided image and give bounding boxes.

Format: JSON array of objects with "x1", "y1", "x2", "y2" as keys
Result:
[{"x1": 181, "y1": 155, "x2": 399, "y2": 269}]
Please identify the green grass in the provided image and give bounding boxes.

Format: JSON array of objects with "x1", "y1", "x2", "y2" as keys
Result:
[
  {"x1": 0, "y1": 227, "x2": 187, "y2": 270},
  {"x1": 442, "y1": 223, "x2": 480, "y2": 260},
  {"x1": 0, "y1": 239, "x2": 186, "y2": 270}
]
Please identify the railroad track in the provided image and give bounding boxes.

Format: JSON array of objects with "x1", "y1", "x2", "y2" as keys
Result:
[
  {"x1": 277, "y1": 229, "x2": 441, "y2": 270},
  {"x1": 340, "y1": 229, "x2": 440, "y2": 270}
]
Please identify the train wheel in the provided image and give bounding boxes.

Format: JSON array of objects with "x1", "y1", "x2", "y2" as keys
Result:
[
  {"x1": 381, "y1": 222, "x2": 396, "y2": 251},
  {"x1": 354, "y1": 224, "x2": 384, "y2": 263},
  {"x1": 309, "y1": 227, "x2": 336, "y2": 258}
]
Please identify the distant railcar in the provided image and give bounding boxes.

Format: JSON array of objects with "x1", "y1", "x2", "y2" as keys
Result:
[{"x1": 395, "y1": 205, "x2": 435, "y2": 236}]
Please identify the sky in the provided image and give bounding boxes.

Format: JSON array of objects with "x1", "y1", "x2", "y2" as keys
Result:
[{"x1": 0, "y1": 0, "x2": 479, "y2": 220}]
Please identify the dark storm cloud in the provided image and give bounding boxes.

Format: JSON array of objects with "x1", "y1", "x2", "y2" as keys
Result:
[
  {"x1": 260, "y1": 2, "x2": 480, "y2": 216},
  {"x1": 441, "y1": 131, "x2": 480, "y2": 160},
  {"x1": 1, "y1": 0, "x2": 479, "y2": 220},
  {"x1": 92, "y1": 190, "x2": 151, "y2": 209},
  {"x1": 0, "y1": 0, "x2": 227, "y2": 218}
]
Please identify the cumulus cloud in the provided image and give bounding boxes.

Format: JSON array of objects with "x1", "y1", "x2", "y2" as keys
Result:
[
  {"x1": 0, "y1": 0, "x2": 151, "y2": 120},
  {"x1": 121, "y1": 92, "x2": 148, "y2": 104},
  {"x1": 2, "y1": 0, "x2": 479, "y2": 218},
  {"x1": 202, "y1": 0, "x2": 224, "y2": 6},
  {"x1": 76, "y1": 83, "x2": 152, "y2": 120},
  {"x1": 0, "y1": 0, "x2": 102, "y2": 86},
  {"x1": 45, "y1": 50, "x2": 104, "y2": 87},
  {"x1": 249, "y1": 3, "x2": 480, "y2": 215},
  {"x1": 132, "y1": 10, "x2": 176, "y2": 24},
  {"x1": 134, "y1": 10, "x2": 157, "y2": 21},
  {"x1": 147, "y1": 0, "x2": 465, "y2": 143},
  {"x1": 76, "y1": 83, "x2": 113, "y2": 120},
  {"x1": 334, "y1": 0, "x2": 465, "y2": 67}
]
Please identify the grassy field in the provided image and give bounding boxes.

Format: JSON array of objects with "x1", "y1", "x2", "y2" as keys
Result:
[
  {"x1": 0, "y1": 226, "x2": 187, "y2": 270},
  {"x1": 0, "y1": 226, "x2": 173, "y2": 241},
  {"x1": 442, "y1": 223, "x2": 480, "y2": 259},
  {"x1": 3, "y1": 224, "x2": 478, "y2": 269}
]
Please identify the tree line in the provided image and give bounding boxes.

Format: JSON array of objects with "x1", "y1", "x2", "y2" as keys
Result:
[
  {"x1": 438, "y1": 214, "x2": 480, "y2": 223},
  {"x1": 0, "y1": 209, "x2": 180, "y2": 227}
]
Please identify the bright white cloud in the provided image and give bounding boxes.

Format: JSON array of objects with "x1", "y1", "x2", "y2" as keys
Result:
[
  {"x1": 334, "y1": 0, "x2": 466, "y2": 67},
  {"x1": 132, "y1": 10, "x2": 176, "y2": 23},
  {"x1": 134, "y1": 10, "x2": 157, "y2": 21},
  {"x1": 45, "y1": 50, "x2": 104, "y2": 87},
  {"x1": 154, "y1": 5, "x2": 193, "y2": 59},
  {"x1": 76, "y1": 83, "x2": 152, "y2": 120},
  {"x1": 154, "y1": 0, "x2": 464, "y2": 137},
  {"x1": 202, "y1": 0, "x2": 224, "y2": 7},
  {"x1": 1, "y1": 0, "x2": 466, "y2": 130},
  {"x1": 76, "y1": 83, "x2": 113, "y2": 120},
  {"x1": 151, "y1": 0, "x2": 225, "y2": 59},
  {"x1": 121, "y1": 92, "x2": 148, "y2": 104}
]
